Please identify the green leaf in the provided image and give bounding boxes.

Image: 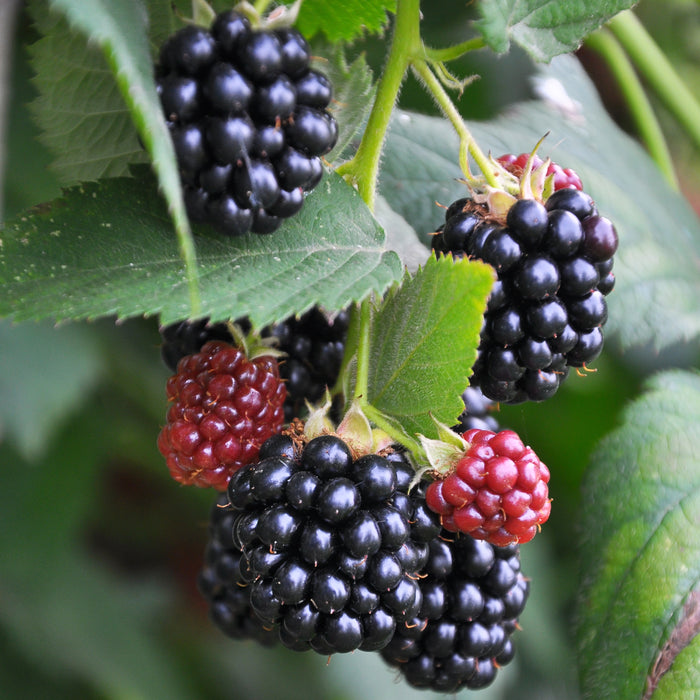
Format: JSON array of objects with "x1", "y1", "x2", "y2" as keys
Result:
[
  {"x1": 288, "y1": 0, "x2": 396, "y2": 43},
  {"x1": 28, "y1": 7, "x2": 147, "y2": 185},
  {"x1": 0, "y1": 321, "x2": 103, "y2": 461},
  {"x1": 317, "y1": 44, "x2": 376, "y2": 162},
  {"x1": 39, "y1": 0, "x2": 200, "y2": 312},
  {"x1": 366, "y1": 254, "x2": 494, "y2": 439},
  {"x1": 575, "y1": 370, "x2": 700, "y2": 700},
  {"x1": 475, "y1": 0, "x2": 638, "y2": 62},
  {"x1": 0, "y1": 169, "x2": 402, "y2": 327},
  {"x1": 380, "y1": 55, "x2": 700, "y2": 353}
]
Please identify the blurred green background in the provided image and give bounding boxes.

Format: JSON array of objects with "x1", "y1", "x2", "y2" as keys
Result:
[{"x1": 1, "y1": 1, "x2": 698, "y2": 699}]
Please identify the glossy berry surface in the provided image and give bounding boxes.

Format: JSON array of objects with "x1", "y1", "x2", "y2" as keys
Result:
[
  {"x1": 432, "y1": 178, "x2": 618, "y2": 403},
  {"x1": 380, "y1": 530, "x2": 529, "y2": 692},
  {"x1": 424, "y1": 428, "x2": 551, "y2": 546},
  {"x1": 197, "y1": 493, "x2": 278, "y2": 645},
  {"x1": 221, "y1": 434, "x2": 441, "y2": 654},
  {"x1": 157, "y1": 340, "x2": 286, "y2": 490},
  {"x1": 155, "y1": 11, "x2": 337, "y2": 236}
]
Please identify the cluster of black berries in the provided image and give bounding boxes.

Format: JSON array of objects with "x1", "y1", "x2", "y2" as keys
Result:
[
  {"x1": 381, "y1": 531, "x2": 528, "y2": 692},
  {"x1": 156, "y1": 11, "x2": 337, "y2": 236},
  {"x1": 432, "y1": 188, "x2": 618, "y2": 403},
  {"x1": 221, "y1": 434, "x2": 441, "y2": 653},
  {"x1": 196, "y1": 433, "x2": 529, "y2": 690},
  {"x1": 159, "y1": 307, "x2": 349, "y2": 419}
]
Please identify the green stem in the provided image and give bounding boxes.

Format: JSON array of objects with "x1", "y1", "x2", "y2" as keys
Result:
[
  {"x1": 337, "y1": 0, "x2": 422, "y2": 211},
  {"x1": 425, "y1": 37, "x2": 486, "y2": 64},
  {"x1": 253, "y1": 0, "x2": 271, "y2": 15},
  {"x1": 585, "y1": 28, "x2": 678, "y2": 189},
  {"x1": 411, "y1": 59, "x2": 497, "y2": 187},
  {"x1": 607, "y1": 9, "x2": 700, "y2": 154},
  {"x1": 352, "y1": 298, "x2": 372, "y2": 402},
  {"x1": 362, "y1": 402, "x2": 426, "y2": 460}
]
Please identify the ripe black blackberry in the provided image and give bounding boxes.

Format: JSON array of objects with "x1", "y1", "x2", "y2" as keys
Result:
[
  {"x1": 266, "y1": 307, "x2": 350, "y2": 420},
  {"x1": 454, "y1": 386, "x2": 501, "y2": 433},
  {"x1": 380, "y1": 530, "x2": 529, "y2": 692},
  {"x1": 156, "y1": 10, "x2": 337, "y2": 236},
  {"x1": 224, "y1": 433, "x2": 441, "y2": 654},
  {"x1": 432, "y1": 187, "x2": 617, "y2": 403},
  {"x1": 197, "y1": 493, "x2": 278, "y2": 645}
]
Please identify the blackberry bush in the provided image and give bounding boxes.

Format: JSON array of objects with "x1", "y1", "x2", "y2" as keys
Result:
[
  {"x1": 155, "y1": 10, "x2": 337, "y2": 236},
  {"x1": 12, "y1": 1, "x2": 700, "y2": 699}
]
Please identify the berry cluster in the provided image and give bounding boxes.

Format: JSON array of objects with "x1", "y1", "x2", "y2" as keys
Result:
[
  {"x1": 157, "y1": 340, "x2": 286, "y2": 490},
  {"x1": 206, "y1": 433, "x2": 441, "y2": 654},
  {"x1": 425, "y1": 428, "x2": 550, "y2": 546},
  {"x1": 433, "y1": 184, "x2": 618, "y2": 403},
  {"x1": 156, "y1": 11, "x2": 337, "y2": 236},
  {"x1": 381, "y1": 532, "x2": 529, "y2": 692}
]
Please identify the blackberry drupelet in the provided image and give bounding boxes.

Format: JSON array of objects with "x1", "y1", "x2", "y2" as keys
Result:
[
  {"x1": 155, "y1": 10, "x2": 338, "y2": 236},
  {"x1": 224, "y1": 433, "x2": 441, "y2": 654},
  {"x1": 380, "y1": 530, "x2": 529, "y2": 693},
  {"x1": 432, "y1": 183, "x2": 618, "y2": 404}
]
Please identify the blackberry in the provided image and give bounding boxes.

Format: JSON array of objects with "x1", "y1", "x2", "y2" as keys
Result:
[
  {"x1": 424, "y1": 428, "x2": 550, "y2": 546},
  {"x1": 380, "y1": 530, "x2": 529, "y2": 692},
  {"x1": 197, "y1": 493, "x2": 278, "y2": 645},
  {"x1": 432, "y1": 182, "x2": 618, "y2": 403},
  {"x1": 156, "y1": 11, "x2": 337, "y2": 236},
  {"x1": 266, "y1": 307, "x2": 350, "y2": 421},
  {"x1": 454, "y1": 386, "x2": 501, "y2": 433},
  {"x1": 157, "y1": 340, "x2": 286, "y2": 490},
  {"x1": 159, "y1": 318, "x2": 234, "y2": 372},
  {"x1": 223, "y1": 434, "x2": 441, "y2": 654}
]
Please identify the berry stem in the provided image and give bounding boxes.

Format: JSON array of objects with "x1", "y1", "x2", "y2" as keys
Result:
[
  {"x1": 585, "y1": 28, "x2": 678, "y2": 190},
  {"x1": 425, "y1": 37, "x2": 486, "y2": 64},
  {"x1": 606, "y1": 10, "x2": 700, "y2": 156},
  {"x1": 410, "y1": 58, "x2": 498, "y2": 188},
  {"x1": 352, "y1": 297, "x2": 372, "y2": 402},
  {"x1": 336, "y1": 0, "x2": 422, "y2": 211}
]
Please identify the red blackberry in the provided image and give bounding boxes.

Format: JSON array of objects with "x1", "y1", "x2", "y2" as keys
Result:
[
  {"x1": 497, "y1": 152, "x2": 583, "y2": 191},
  {"x1": 433, "y1": 181, "x2": 618, "y2": 403},
  {"x1": 223, "y1": 434, "x2": 441, "y2": 654},
  {"x1": 157, "y1": 340, "x2": 286, "y2": 490},
  {"x1": 424, "y1": 428, "x2": 550, "y2": 546},
  {"x1": 159, "y1": 306, "x2": 349, "y2": 420},
  {"x1": 155, "y1": 11, "x2": 337, "y2": 236},
  {"x1": 380, "y1": 530, "x2": 529, "y2": 692},
  {"x1": 197, "y1": 493, "x2": 278, "y2": 645}
]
